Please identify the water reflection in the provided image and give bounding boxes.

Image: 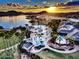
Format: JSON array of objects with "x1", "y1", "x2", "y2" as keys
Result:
[{"x1": 0, "y1": 15, "x2": 29, "y2": 29}]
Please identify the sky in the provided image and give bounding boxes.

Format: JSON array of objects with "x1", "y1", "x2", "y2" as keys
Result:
[{"x1": 0, "y1": 0, "x2": 78, "y2": 5}]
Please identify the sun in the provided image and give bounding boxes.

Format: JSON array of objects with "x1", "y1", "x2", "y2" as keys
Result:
[{"x1": 46, "y1": 7, "x2": 56, "y2": 13}]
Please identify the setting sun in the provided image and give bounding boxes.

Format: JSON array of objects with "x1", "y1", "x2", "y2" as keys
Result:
[{"x1": 46, "y1": 7, "x2": 57, "y2": 13}]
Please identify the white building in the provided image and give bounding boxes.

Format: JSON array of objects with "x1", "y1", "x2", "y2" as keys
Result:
[{"x1": 29, "y1": 25, "x2": 52, "y2": 46}]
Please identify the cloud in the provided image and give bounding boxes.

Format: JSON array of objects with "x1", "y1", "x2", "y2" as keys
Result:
[{"x1": 42, "y1": 1, "x2": 47, "y2": 4}]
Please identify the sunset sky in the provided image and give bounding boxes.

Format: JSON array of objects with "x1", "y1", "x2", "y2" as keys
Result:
[
  {"x1": 0, "y1": 0, "x2": 78, "y2": 5},
  {"x1": 0, "y1": 0, "x2": 79, "y2": 13}
]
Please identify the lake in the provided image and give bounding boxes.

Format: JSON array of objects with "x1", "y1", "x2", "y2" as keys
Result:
[{"x1": 0, "y1": 15, "x2": 30, "y2": 29}]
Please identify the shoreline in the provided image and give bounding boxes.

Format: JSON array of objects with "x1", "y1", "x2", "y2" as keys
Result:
[{"x1": 0, "y1": 11, "x2": 79, "y2": 19}]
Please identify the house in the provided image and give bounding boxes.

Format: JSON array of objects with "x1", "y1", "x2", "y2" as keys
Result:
[
  {"x1": 58, "y1": 19, "x2": 79, "y2": 41},
  {"x1": 69, "y1": 18, "x2": 79, "y2": 22},
  {"x1": 57, "y1": 21, "x2": 75, "y2": 34},
  {"x1": 21, "y1": 41, "x2": 33, "y2": 52},
  {"x1": 71, "y1": 32, "x2": 79, "y2": 41}
]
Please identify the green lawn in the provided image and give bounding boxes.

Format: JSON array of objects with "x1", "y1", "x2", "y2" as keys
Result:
[
  {"x1": 0, "y1": 35, "x2": 20, "y2": 50},
  {"x1": 0, "y1": 49, "x2": 16, "y2": 59},
  {"x1": 37, "y1": 49, "x2": 79, "y2": 59},
  {"x1": 0, "y1": 33, "x2": 23, "y2": 59}
]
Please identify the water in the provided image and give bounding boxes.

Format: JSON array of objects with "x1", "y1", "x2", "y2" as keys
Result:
[{"x1": 0, "y1": 15, "x2": 29, "y2": 29}]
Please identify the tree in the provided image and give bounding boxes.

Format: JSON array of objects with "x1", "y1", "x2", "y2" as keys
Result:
[
  {"x1": 48, "y1": 20, "x2": 61, "y2": 34},
  {"x1": 25, "y1": 30, "x2": 31, "y2": 38},
  {"x1": 15, "y1": 32, "x2": 20, "y2": 37},
  {"x1": 0, "y1": 26, "x2": 4, "y2": 29},
  {"x1": 66, "y1": 37, "x2": 75, "y2": 45},
  {"x1": 29, "y1": 20, "x2": 36, "y2": 25},
  {"x1": 0, "y1": 32, "x2": 5, "y2": 37}
]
